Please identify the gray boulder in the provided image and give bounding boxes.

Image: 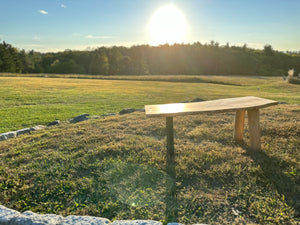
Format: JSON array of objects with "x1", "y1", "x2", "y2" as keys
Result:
[
  {"x1": 47, "y1": 120, "x2": 60, "y2": 127},
  {"x1": 10, "y1": 211, "x2": 63, "y2": 225},
  {"x1": 119, "y1": 108, "x2": 135, "y2": 115},
  {"x1": 31, "y1": 125, "x2": 46, "y2": 131},
  {"x1": 16, "y1": 128, "x2": 31, "y2": 136},
  {"x1": 61, "y1": 215, "x2": 110, "y2": 225},
  {"x1": 135, "y1": 108, "x2": 145, "y2": 112},
  {"x1": 69, "y1": 114, "x2": 90, "y2": 123},
  {"x1": 0, "y1": 205, "x2": 20, "y2": 225},
  {"x1": 0, "y1": 131, "x2": 17, "y2": 141}
]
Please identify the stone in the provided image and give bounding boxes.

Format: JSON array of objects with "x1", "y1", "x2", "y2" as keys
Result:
[
  {"x1": 112, "y1": 220, "x2": 162, "y2": 225},
  {"x1": 47, "y1": 120, "x2": 60, "y2": 127},
  {"x1": 119, "y1": 108, "x2": 135, "y2": 115},
  {"x1": 10, "y1": 211, "x2": 63, "y2": 225},
  {"x1": 0, "y1": 131, "x2": 17, "y2": 141},
  {"x1": 69, "y1": 114, "x2": 90, "y2": 123},
  {"x1": 135, "y1": 108, "x2": 145, "y2": 112},
  {"x1": 0, "y1": 205, "x2": 20, "y2": 225},
  {"x1": 61, "y1": 215, "x2": 110, "y2": 225},
  {"x1": 0, "y1": 134, "x2": 6, "y2": 141},
  {"x1": 31, "y1": 125, "x2": 46, "y2": 131},
  {"x1": 16, "y1": 128, "x2": 31, "y2": 136},
  {"x1": 191, "y1": 98, "x2": 205, "y2": 102}
]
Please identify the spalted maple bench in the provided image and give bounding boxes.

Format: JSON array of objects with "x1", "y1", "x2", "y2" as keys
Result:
[{"x1": 145, "y1": 96, "x2": 278, "y2": 152}]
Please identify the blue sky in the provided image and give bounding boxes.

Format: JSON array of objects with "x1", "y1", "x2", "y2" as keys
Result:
[{"x1": 0, "y1": 0, "x2": 299, "y2": 52}]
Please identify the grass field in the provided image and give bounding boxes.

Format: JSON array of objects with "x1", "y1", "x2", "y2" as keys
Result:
[
  {"x1": 0, "y1": 75, "x2": 299, "y2": 224},
  {"x1": 0, "y1": 75, "x2": 299, "y2": 133},
  {"x1": 0, "y1": 106, "x2": 299, "y2": 224}
]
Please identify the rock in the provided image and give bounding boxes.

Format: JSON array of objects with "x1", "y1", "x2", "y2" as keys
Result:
[
  {"x1": 112, "y1": 220, "x2": 162, "y2": 225},
  {"x1": 69, "y1": 114, "x2": 90, "y2": 123},
  {"x1": 135, "y1": 108, "x2": 145, "y2": 112},
  {"x1": 10, "y1": 211, "x2": 63, "y2": 225},
  {"x1": 191, "y1": 98, "x2": 205, "y2": 102},
  {"x1": 0, "y1": 134, "x2": 7, "y2": 141},
  {"x1": 61, "y1": 215, "x2": 110, "y2": 225},
  {"x1": 119, "y1": 108, "x2": 135, "y2": 115},
  {"x1": 0, "y1": 131, "x2": 17, "y2": 141},
  {"x1": 31, "y1": 125, "x2": 46, "y2": 131},
  {"x1": 0, "y1": 205, "x2": 20, "y2": 224},
  {"x1": 47, "y1": 120, "x2": 60, "y2": 127},
  {"x1": 16, "y1": 128, "x2": 31, "y2": 136}
]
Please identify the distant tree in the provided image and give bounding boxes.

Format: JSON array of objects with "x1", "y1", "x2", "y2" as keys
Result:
[
  {"x1": 89, "y1": 50, "x2": 109, "y2": 75},
  {"x1": 264, "y1": 44, "x2": 274, "y2": 56},
  {"x1": 0, "y1": 41, "x2": 23, "y2": 72},
  {"x1": 1, "y1": 40, "x2": 300, "y2": 77},
  {"x1": 107, "y1": 47, "x2": 123, "y2": 75}
]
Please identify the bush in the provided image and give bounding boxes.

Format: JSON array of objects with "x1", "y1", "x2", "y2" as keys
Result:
[{"x1": 287, "y1": 69, "x2": 300, "y2": 84}]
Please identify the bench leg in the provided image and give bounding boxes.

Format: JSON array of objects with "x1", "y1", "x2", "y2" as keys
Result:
[
  {"x1": 247, "y1": 109, "x2": 261, "y2": 150},
  {"x1": 166, "y1": 116, "x2": 175, "y2": 177},
  {"x1": 234, "y1": 111, "x2": 245, "y2": 141},
  {"x1": 165, "y1": 116, "x2": 177, "y2": 219}
]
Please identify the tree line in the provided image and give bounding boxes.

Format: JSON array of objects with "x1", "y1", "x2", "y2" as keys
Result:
[{"x1": 1, "y1": 40, "x2": 299, "y2": 76}]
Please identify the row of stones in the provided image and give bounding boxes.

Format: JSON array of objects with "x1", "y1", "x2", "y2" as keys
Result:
[
  {"x1": 0, "y1": 108, "x2": 144, "y2": 142},
  {"x1": 0, "y1": 97, "x2": 208, "y2": 142},
  {"x1": 0, "y1": 205, "x2": 208, "y2": 225},
  {"x1": 0, "y1": 125, "x2": 46, "y2": 141}
]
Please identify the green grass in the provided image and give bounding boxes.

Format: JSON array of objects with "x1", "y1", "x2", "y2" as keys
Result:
[
  {"x1": 0, "y1": 75, "x2": 299, "y2": 224},
  {"x1": 0, "y1": 105, "x2": 299, "y2": 224},
  {"x1": 0, "y1": 75, "x2": 299, "y2": 133}
]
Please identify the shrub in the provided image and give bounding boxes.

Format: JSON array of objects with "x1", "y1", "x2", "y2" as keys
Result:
[{"x1": 287, "y1": 69, "x2": 300, "y2": 84}]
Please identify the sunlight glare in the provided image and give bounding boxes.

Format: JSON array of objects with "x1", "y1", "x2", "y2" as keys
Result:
[
  {"x1": 148, "y1": 4, "x2": 188, "y2": 45},
  {"x1": 159, "y1": 103, "x2": 185, "y2": 114}
]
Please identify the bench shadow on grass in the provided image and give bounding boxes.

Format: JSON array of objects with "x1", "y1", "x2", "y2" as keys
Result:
[
  {"x1": 104, "y1": 161, "x2": 179, "y2": 223},
  {"x1": 244, "y1": 146, "x2": 300, "y2": 218}
]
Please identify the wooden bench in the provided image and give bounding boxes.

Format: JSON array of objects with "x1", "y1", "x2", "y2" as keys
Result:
[
  {"x1": 145, "y1": 96, "x2": 278, "y2": 151},
  {"x1": 145, "y1": 96, "x2": 278, "y2": 204}
]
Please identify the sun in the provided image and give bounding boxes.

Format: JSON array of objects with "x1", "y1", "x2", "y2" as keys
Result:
[{"x1": 148, "y1": 4, "x2": 188, "y2": 46}]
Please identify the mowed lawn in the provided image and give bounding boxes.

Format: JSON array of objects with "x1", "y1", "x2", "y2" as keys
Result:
[{"x1": 0, "y1": 75, "x2": 299, "y2": 133}]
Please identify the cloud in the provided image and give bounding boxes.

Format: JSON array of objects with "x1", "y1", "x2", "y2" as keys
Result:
[
  {"x1": 86, "y1": 34, "x2": 115, "y2": 39},
  {"x1": 61, "y1": 4, "x2": 67, "y2": 8},
  {"x1": 38, "y1": 10, "x2": 48, "y2": 15}
]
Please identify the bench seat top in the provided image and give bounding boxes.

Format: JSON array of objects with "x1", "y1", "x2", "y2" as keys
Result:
[{"x1": 145, "y1": 96, "x2": 278, "y2": 117}]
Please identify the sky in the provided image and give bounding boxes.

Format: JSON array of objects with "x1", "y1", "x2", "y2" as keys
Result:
[{"x1": 0, "y1": 0, "x2": 299, "y2": 53}]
